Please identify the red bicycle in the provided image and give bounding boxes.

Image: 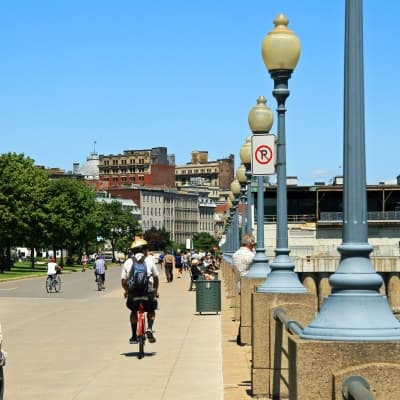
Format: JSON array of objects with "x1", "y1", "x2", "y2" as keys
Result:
[{"x1": 136, "y1": 299, "x2": 147, "y2": 359}]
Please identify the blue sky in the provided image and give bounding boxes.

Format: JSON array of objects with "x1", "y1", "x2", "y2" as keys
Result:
[{"x1": 1, "y1": 1, "x2": 399, "y2": 185}]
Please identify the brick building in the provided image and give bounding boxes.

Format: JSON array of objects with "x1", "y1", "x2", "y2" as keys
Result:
[
  {"x1": 175, "y1": 151, "x2": 234, "y2": 190},
  {"x1": 98, "y1": 147, "x2": 175, "y2": 189}
]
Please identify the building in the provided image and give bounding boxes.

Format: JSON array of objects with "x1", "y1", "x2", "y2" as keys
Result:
[
  {"x1": 98, "y1": 147, "x2": 175, "y2": 189},
  {"x1": 175, "y1": 151, "x2": 234, "y2": 190},
  {"x1": 246, "y1": 180, "x2": 400, "y2": 259},
  {"x1": 106, "y1": 186, "x2": 201, "y2": 244}
]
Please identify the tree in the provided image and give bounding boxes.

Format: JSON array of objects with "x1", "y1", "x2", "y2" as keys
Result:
[
  {"x1": 143, "y1": 227, "x2": 171, "y2": 251},
  {"x1": 0, "y1": 153, "x2": 50, "y2": 269},
  {"x1": 97, "y1": 200, "x2": 141, "y2": 260},
  {"x1": 192, "y1": 232, "x2": 218, "y2": 254},
  {"x1": 46, "y1": 179, "x2": 98, "y2": 265}
]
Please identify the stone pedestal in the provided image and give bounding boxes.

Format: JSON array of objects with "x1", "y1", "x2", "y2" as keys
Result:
[
  {"x1": 289, "y1": 336, "x2": 400, "y2": 400},
  {"x1": 251, "y1": 292, "x2": 316, "y2": 398},
  {"x1": 239, "y1": 276, "x2": 265, "y2": 345}
]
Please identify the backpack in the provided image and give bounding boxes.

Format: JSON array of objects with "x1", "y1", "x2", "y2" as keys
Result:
[{"x1": 127, "y1": 262, "x2": 149, "y2": 296}]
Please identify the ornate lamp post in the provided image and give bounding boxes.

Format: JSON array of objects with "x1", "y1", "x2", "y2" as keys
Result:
[
  {"x1": 240, "y1": 137, "x2": 253, "y2": 235},
  {"x1": 257, "y1": 14, "x2": 306, "y2": 293},
  {"x1": 226, "y1": 197, "x2": 234, "y2": 254},
  {"x1": 236, "y1": 164, "x2": 247, "y2": 234},
  {"x1": 231, "y1": 178, "x2": 242, "y2": 249},
  {"x1": 246, "y1": 96, "x2": 273, "y2": 278},
  {"x1": 301, "y1": 0, "x2": 400, "y2": 340},
  {"x1": 228, "y1": 191, "x2": 240, "y2": 251}
]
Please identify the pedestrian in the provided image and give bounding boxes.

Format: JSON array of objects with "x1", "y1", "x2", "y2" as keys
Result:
[
  {"x1": 81, "y1": 253, "x2": 88, "y2": 272},
  {"x1": 162, "y1": 250, "x2": 175, "y2": 282},
  {"x1": 175, "y1": 251, "x2": 183, "y2": 278},
  {"x1": 232, "y1": 233, "x2": 255, "y2": 346},
  {"x1": 94, "y1": 254, "x2": 107, "y2": 289}
]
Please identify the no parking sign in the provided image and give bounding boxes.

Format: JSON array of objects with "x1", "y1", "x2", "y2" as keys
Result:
[{"x1": 251, "y1": 134, "x2": 276, "y2": 175}]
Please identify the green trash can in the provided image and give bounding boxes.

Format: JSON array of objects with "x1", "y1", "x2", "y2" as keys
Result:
[{"x1": 196, "y1": 279, "x2": 221, "y2": 314}]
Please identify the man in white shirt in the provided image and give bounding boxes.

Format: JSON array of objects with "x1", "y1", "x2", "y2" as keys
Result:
[
  {"x1": 232, "y1": 233, "x2": 256, "y2": 285},
  {"x1": 121, "y1": 238, "x2": 159, "y2": 344}
]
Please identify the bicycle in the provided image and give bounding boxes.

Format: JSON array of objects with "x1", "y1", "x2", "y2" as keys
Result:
[
  {"x1": 96, "y1": 274, "x2": 104, "y2": 291},
  {"x1": 45, "y1": 275, "x2": 61, "y2": 293},
  {"x1": 134, "y1": 296, "x2": 148, "y2": 359}
]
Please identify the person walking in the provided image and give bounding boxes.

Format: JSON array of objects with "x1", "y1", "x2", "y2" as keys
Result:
[
  {"x1": 162, "y1": 250, "x2": 175, "y2": 283},
  {"x1": 94, "y1": 254, "x2": 107, "y2": 289},
  {"x1": 81, "y1": 253, "x2": 88, "y2": 272}
]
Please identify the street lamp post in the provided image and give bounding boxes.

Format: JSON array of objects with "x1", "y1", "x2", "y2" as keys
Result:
[
  {"x1": 257, "y1": 14, "x2": 306, "y2": 293},
  {"x1": 231, "y1": 178, "x2": 242, "y2": 248},
  {"x1": 301, "y1": 0, "x2": 400, "y2": 340},
  {"x1": 236, "y1": 164, "x2": 248, "y2": 234},
  {"x1": 240, "y1": 137, "x2": 253, "y2": 235},
  {"x1": 246, "y1": 96, "x2": 272, "y2": 278}
]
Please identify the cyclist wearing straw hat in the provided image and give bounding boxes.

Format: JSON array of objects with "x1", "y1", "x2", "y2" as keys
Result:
[{"x1": 121, "y1": 238, "x2": 159, "y2": 344}]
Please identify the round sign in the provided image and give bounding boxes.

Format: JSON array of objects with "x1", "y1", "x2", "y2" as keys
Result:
[{"x1": 255, "y1": 144, "x2": 273, "y2": 165}]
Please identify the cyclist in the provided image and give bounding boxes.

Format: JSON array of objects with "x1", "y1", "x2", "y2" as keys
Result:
[
  {"x1": 94, "y1": 254, "x2": 107, "y2": 289},
  {"x1": 121, "y1": 238, "x2": 159, "y2": 344},
  {"x1": 47, "y1": 257, "x2": 61, "y2": 280}
]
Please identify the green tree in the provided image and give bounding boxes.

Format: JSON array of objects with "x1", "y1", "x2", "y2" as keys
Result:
[
  {"x1": 143, "y1": 227, "x2": 171, "y2": 251},
  {"x1": 192, "y1": 232, "x2": 218, "y2": 254},
  {"x1": 46, "y1": 179, "x2": 98, "y2": 265},
  {"x1": 0, "y1": 153, "x2": 50, "y2": 269},
  {"x1": 97, "y1": 200, "x2": 141, "y2": 260}
]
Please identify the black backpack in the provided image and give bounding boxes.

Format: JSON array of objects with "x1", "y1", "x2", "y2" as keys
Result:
[{"x1": 127, "y1": 261, "x2": 149, "y2": 296}]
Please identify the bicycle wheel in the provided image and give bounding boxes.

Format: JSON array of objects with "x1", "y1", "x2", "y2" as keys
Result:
[
  {"x1": 137, "y1": 308, "x2": 145, "y2": 359},
  {"x1": 0, "y1": 366, "x2": 4, "y2": 400},
  {"x1": 97, "y1": 275, "x2": 103, "y2": 291},
  {"x1": 45, "y1": 277, "x2": 52, "y2": 293},
  {"x1": 54, "y1": 277, "x2": 61, "y2": 293},
  {"x1": 138, "y1": 335, "x2": 145, "y2": 359}
]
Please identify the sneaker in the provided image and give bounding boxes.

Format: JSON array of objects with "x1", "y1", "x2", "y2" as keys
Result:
[
  {"x1": 146, "y1": 330, "x2": 156, "y2": 343},
  {"x1": 129, "y1": 336, "x2": 138, "y2": 344}
]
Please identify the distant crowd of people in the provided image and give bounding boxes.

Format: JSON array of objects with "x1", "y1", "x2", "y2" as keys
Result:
[{"x1": 157, "y1": 249, "x2": 221, "y2": 283}]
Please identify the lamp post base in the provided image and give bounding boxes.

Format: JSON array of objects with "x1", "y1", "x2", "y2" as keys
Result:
[
  {"x1": 301, "y1": 291, "x2": 400, "y2": 341},
  {"x1": 257, "y1": 251, "x2": 307, "y2": 293}
]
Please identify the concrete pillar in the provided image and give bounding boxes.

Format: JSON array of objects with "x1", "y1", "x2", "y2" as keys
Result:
[
  {"x1": 388, "y1": 273, "x2": 400, "y2": 314},
  {"x1": 318, "y1": 273, "x2": 331, "y2": 310},
  {"x1": 289, "y1": 337, "x2": 400, "y2": 399},
  {"x1": 251, "y1": 292, "x2": 317, "y2": 398},
  {"x1": 302, "y1": 273, "x2": 318, "y2": 311},
  {"x1": 239, "y1": 276, "x2": 265, "y2": 345}
]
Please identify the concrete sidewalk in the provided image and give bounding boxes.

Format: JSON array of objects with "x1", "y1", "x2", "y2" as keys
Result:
[{"x1": 1, "y1": 265, "x2": 252, "y2": 399}]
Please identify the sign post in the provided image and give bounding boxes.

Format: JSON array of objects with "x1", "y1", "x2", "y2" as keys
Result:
[{"x1": 251, "y1": 134, "x2": 276, "y2": 175}]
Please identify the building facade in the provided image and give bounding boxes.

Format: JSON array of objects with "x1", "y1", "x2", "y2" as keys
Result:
[
  {"x1": 98, "y1": 147, "x2": 175, "y2": 189},
  {"x1": 175, "y1": 151, "x2": 234, "y2": 190}
]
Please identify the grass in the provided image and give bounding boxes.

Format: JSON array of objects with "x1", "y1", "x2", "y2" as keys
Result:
[{"x1": 0, "y1": 261, "x2": 82, "y2": 281}]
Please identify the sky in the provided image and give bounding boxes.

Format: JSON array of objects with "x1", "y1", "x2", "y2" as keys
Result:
[{"x1": 1, "y1": 1, "x2": 399, "y2": 186}]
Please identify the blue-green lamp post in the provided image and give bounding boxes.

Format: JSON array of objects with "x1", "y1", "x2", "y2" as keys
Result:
[
  {"x1": 240, "y1": 137, "x2": 253, "y2": 235},
  {"x1": 236, "y1": 164, "x2": 248, "y2": 235},
  {"x1": 231, "y1": 179, "x2": 242, "y2": 250},
  {"x1": 257, "y1": 14, "x2": 306, "y2": 293},
  {"x1": 301, "y1": 0, "x2": 400, "y2": 340},
  {"x1": 246, "y1": 96, "x2": 272, "y2": 278}
]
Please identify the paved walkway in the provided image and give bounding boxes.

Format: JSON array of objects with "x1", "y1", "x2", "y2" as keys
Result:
[{"x1": 1, "y1": 265, "x2": 252, "y2": 399}]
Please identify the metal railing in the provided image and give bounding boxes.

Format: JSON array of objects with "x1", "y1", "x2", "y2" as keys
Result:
[
  {"x1": 320, "y1": 211, "x2": 400, "y2": 222},
  {"x1": 342, "y1": 376, "x2": 375, "y2": 400},
  {"x1": 273, "y1": 307, "x2": 303, "y2": 335}
]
